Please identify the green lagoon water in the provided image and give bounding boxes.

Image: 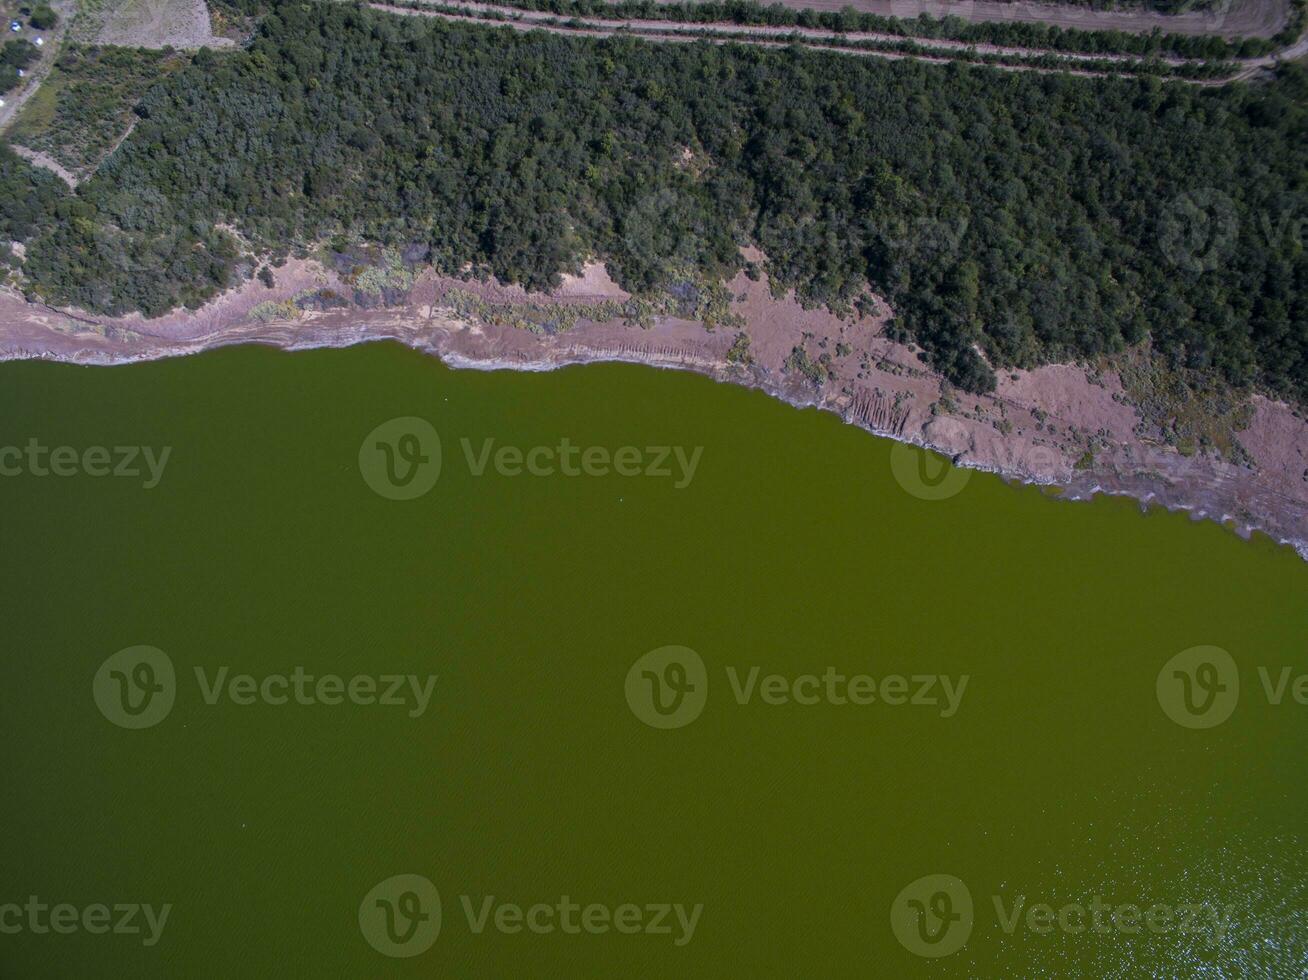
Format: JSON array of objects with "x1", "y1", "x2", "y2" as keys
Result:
[{"x1": 0, "y1": 342, "x2": 1305, "y2": 976}]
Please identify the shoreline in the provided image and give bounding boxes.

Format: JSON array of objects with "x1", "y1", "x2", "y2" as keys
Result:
[
  {"x1": 380, "y1": 343, "x2": 1308, "y2": 563},
  {"x1": 1, "y1": 261, "x2": 1305, "y2": 561}
]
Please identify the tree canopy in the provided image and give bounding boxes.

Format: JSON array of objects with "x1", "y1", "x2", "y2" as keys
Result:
[{"x1": 3, "y1": 2, "x2": 1306, "y2": 399}]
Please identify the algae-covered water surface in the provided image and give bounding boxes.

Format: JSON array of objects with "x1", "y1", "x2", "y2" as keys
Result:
[{"x1": 1, "y1": 343, "x2": 1304, "y2": 976}]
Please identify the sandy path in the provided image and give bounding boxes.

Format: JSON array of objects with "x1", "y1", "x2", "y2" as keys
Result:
[
  {"x1": 1229, "y1": 27, "x2": 1308, "y2": 77},
  {"x1": 5, "y1": 143, "x2": 77, "y2": 186}
]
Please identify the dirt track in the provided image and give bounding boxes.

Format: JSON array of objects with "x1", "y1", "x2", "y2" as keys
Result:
[
  {"x1": 409, "y1": 0, "x2": 1205, "y2": 63},
  {"x1": 379, "y1": 1, "x2": 1308, "y2": 83},
  {"x1": 6, "y1": 144, "x2": 77, "y2": 186},
  {"x1": 379, "y1": 5, "x2": 1142, "y2": 77},
  {"x1": 680, "y1": 0, "x2": 1291, "y2": 40}
]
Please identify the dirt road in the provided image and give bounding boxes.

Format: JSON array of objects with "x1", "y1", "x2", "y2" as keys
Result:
[
  {"x1": 414, "y1": 0, "x2": 1204, "y2": 64},
  {"x1": 6, "y1": 144, "x2": 77, "y2": 185},
  {"x1": 377, "y1": 4, "x2": 1141, "y2": 77},
  {"x1": 683, "y1": 0, "x2": 1290, "y2": 40},
  {"x1": 378, "y1": 1, "x2": 1301, "y2": 83}
]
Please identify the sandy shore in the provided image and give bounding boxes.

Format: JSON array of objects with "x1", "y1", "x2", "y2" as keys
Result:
[{"x1": 1, "y1": 256, "x2": 1304, "y2": 559}]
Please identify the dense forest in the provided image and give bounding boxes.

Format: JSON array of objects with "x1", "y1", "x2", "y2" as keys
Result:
[
  {"x1": 3, "y1": 1, "x2": 1307, "y2": 399},
  {"x1": 0, "y1": 142, "x2": 64, "y2": 268}
]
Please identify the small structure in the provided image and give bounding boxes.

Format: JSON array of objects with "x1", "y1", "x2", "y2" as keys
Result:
[{"x1": 9, "y1": 20, "x2": 21, "y2": 31}]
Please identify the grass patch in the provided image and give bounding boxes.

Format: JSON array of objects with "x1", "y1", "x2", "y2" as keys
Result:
[
  {"x1": 726, "y1": 331, "x2": 752, "y2": 366},
  {"x1": 1110, "y1": 348, "x2": 1256, "y2": 466},
  {"x1": 69, "y1": 0, "x2": 109, "y2": 42},
  {"x1": 249, "y1": 299, "x2": 299, "y2": 322},
  {"x1": 784, "y1": 343, "x2": 828, "y2": 387},
  {"x1": 9, "y1": 74, "x2": 57, "y2": 135},
  {"x1": 9, "y1": 43, "x2": 183, "y2": 176}
]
